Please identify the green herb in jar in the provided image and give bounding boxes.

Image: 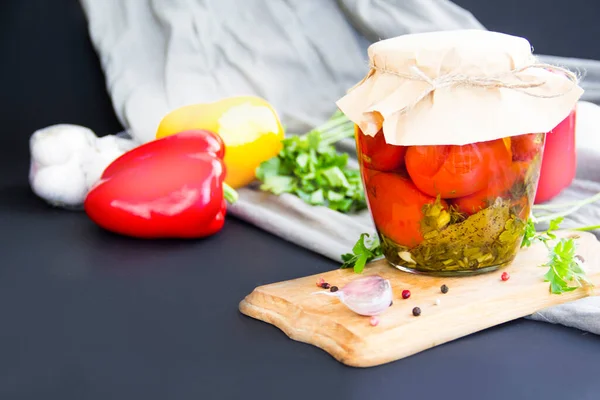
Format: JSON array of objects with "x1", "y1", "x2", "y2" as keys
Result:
[{"x1": 381, "y1": 198, "x2": 524, "y2": 273}]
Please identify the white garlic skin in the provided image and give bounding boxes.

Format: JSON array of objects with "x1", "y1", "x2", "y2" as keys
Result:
[{"x1": 29, "y1": 124, "x2": 137, "y2": 208}]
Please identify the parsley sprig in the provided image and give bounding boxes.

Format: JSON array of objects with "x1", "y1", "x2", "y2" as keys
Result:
[
  {"x1": 255, "y1": 111, "x2": 365, "y2": 213},
  {"x1": 520, "y1": 216, "x2": 592, "y2": 294},
  {"x1": 542, "y1": 237, "x2": 592, "y2": 294},
  {"x1": 521, "y1": 217, "x2": 563, "y2": 249},
  {"x1": 340, "y1": 233, "x2": 382, "y2": 273}
]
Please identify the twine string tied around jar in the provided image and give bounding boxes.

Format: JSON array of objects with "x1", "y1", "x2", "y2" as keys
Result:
[{"x1": 351, "y1": 61, "x2": 580, "y2": 116}]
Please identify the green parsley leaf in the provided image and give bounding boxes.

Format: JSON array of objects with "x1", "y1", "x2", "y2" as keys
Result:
[
  {"x1": 327, "y1": 190, "x2": 345, "y2": 202},
  {"x1": 546, "y1": 216, "x2": 564, "y2": 239},
  {"x1": 255, "y1": 157, "x2": 281, "y2": 180},
  {"x1": 542, "y1": 237, "x2": 592, "y2": 294},
  {"x1": 255, "y1": 111, "x2": 365, "y2": 213},
  {"x1": 322, "y1": 166, "x2": 350, "y2": 188},
  {"x1": 340, "y1": 233, "x2": 383, "y2": 273},
  {"x1": 521, "y1": 217, "x2": 593, "y2": 293},
  {"x1": 296, "y1": 153, "x2": 309, "y2": 169},
  {"x1": 521, "y1": 217, "x2": 564, "y2": 249},
  {"x1": 521, "y1": 218, "x2": 537, "y2": 248},
  {"x1": 260, "y1": 175, "x2": 294, "y2": 195},
  {"x1": 309, "y1": 189, "x2": 324, "y2": 204},
  {"x1": 307, "y1": 130, "x2": 321, "y2": 149}
]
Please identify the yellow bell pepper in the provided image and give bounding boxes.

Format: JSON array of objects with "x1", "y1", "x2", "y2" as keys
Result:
[{"x1": 156, "y1": 96, "x2": 284, "y2": 188}]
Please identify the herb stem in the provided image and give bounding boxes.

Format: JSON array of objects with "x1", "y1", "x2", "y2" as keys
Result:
[
  {"x1": 532, "y1": 191, "x2": 600, "y2": 211},
  {"x1": 532, "y1": 191, "x2": 600, "y2": 223},
  {"x1": 311, "y1": 112, "x2": 350, "y2": 136},
  {"x1": 306, "y1": 111, "x2": 354, "y2": 146},
  {"x1": 572, "y1": 224, "x2": 600, "y2": 232},
  {"x1": 222, "y1": 183, "x2": 239, "y2": 204},
  {"x1": 320, "y1": 125, "x2": 355, "y2": 146}
]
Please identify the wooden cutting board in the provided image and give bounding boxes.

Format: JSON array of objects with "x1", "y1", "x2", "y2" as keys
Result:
[{"x1": 239, "y1": 231, "x2": 600, "y2": 367}]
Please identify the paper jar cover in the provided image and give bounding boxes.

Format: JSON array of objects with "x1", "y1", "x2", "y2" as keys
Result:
[{"x1": 336, "y1": 30, "x2": 584, "y2": 146}]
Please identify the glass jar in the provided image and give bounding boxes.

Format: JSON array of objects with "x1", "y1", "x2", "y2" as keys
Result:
[
  {"x1": 336, "y1": 30, "x2": 582, "y2": 276},
  {"x1": 356, "y1": 127, "x2": 545, "y2": 276}
]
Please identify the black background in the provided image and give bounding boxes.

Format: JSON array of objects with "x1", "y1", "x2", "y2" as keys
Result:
[{"x1": 1, "y1": 1, "x2": 599, "y2": 399}]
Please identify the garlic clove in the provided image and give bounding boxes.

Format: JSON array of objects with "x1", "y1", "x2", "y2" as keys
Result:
[{"x1": 316, "y1": 275, "x2": 391, "y2": 316}]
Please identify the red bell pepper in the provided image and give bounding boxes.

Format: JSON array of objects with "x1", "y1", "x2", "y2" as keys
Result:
[{"x1": 84, "y1": 130, "x2": 238, "y2": 238}]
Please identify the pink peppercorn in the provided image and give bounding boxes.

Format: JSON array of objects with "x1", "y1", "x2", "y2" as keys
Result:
[
  {"x1": 501, "y1": 272, "x2": 510, "y2": 281},
  {"x1": 369, "y1": 317, "x2": 379, "y2": 326},
  {"x1": 402, "y1": 290, "x2": 411, "y2": 299},
  {"x1": 316, "y1": 277, "x2": 325, "y2": 287}
]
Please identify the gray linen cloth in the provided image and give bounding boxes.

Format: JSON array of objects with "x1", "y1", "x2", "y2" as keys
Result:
[{"x1": 80, "y1": 0, "x2": 600, "y2": 333}]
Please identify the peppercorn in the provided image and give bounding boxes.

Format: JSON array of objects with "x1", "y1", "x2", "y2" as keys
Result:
[
  {"x1": 369, "y1": 316, "x2": 379, "y2": 326},
  {"x1": 501, "y1": 272, "x2": 510, "y2": 281},
  {"x1": 321, "y1": 282, "x2": 331, "y2": 289},
  {"x1": 412, "y1": 307, "x2": 421, "y2": 317},
  {"x1": 316, "y1": 277, "x2": 325, "y2": 287},
  {"x1": 389, "y1": 300, "x2": 393, "y2": 306},
  {"x1": 575, "y1": 255, "x2": 585, "y2": 263},
  {"x1": 440, "y1": 284, "x2": 449, "y2": 294},
  {"x1": 402, "y1": 289, "x2": 411, "y2": 299},
  {"x1": 330, "y1": 285, "x2": 339, "y2": 292}
]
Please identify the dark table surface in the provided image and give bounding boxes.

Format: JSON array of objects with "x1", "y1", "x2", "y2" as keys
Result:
[{"x1": 1, "y1": 1, "x2": 599, "y2": 399}]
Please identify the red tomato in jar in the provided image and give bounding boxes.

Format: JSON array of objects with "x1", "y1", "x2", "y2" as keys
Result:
[
  {"x1": 366, "y1": 172, "x2": 443, "y2": 247},
  {"x1": 405, "y1": 139, "x2": 511, "y2": 199},
  {"x1": 452, "y1": 161, "x2": 528, "y2": 215},
  {"x1": 356, "y1": 128, "x2": 407, "y2": 172},
  {"x1": 511, "y1": 133, "x2": 543, "y2": 162}
]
